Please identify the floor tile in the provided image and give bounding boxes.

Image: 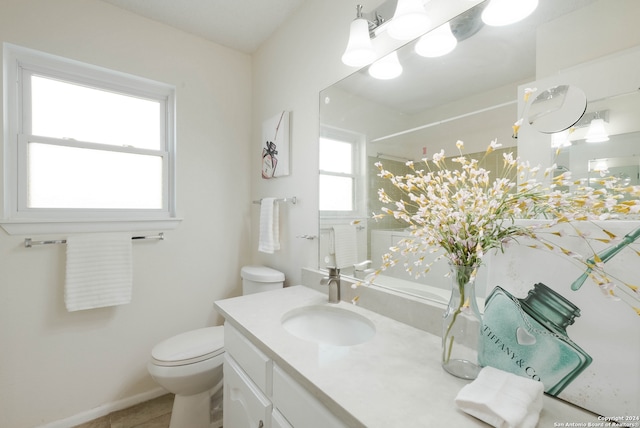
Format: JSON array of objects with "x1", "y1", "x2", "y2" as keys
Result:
[
  {"x1": 110, "y1": 394, "x2": 174, "y2": 428},
  {"x1": 130, "y1": 412, "x2": 171, "y2": 428},
  {"x1": 74, "y1": 416, "x2": 110, "y2": 428}
]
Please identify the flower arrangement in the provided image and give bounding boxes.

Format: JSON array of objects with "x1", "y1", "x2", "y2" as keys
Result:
[{"x1": 371, "y1": 138, "x2": 640, "y2": 315}]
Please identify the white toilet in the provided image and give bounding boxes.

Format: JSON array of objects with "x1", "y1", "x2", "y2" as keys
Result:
[{"x1": 147, "y1": 265, "x2": 285, "y2": 428}]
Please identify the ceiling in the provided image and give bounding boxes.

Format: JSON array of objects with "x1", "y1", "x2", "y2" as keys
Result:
[{"x1": 98, "y1": 0, "x2": 307, "y2": 53}]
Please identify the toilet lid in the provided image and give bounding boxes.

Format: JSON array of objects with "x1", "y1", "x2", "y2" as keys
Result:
[
  {"x1": 241, "y1": 265, "x2": 285, "y2": 282},
  {"x1": 151, "y1": 326, "x2": 224, "y2": 366}
]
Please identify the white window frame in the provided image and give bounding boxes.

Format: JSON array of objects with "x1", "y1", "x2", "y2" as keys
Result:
[
  {"x1": 1, "y1": 43, "x2": 180, "y2": 234},
  {"x1": 319, "y1": 126, "x2": 366, "y2": 218}
]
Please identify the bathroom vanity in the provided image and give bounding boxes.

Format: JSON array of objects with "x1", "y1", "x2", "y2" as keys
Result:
[
  {"x1": 223, "y1": 321, "x2": 346, "y2": 428},
  {"x1": 215, "y1": 285, "x2": 599, "y2": 427}
]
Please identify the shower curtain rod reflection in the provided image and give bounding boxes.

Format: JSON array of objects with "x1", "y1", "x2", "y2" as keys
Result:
[
  {"x1": 376, "y1": 152, "x2": 414, "y2": 162},
  {"x1": 24, "y1": 233, "x2": 165, "y2": 248},
  {"x1": 371, "y1": 100, "x2": 517, "y2": 143},
  {"x1": 252, "y1": 196, "x2": 297, "y2": 205}
]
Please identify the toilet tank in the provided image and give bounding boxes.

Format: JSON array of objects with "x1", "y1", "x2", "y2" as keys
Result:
[{"x1": 241, "y1": 265, "x2": 285, "y2": 295}]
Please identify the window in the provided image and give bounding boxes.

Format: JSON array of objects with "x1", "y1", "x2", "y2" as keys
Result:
[
  {"x1": 319, "y1": 128, "x2": 364, "y2": 215},
  {"x1": 2, "y1": 44, "x2": 178, "y2": 234}
]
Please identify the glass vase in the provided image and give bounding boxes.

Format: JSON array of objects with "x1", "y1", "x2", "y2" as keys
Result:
[{"x1": 442, "y1": 262, "x2": 482, "y2": 379}]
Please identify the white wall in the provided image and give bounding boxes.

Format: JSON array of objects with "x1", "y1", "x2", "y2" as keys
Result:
[
  {"x1": 0, "y1": 0, "x2": 252, "y2": 426},
  {"x1": 250, "y1": 0, "x2": 360, "y2": 283}
]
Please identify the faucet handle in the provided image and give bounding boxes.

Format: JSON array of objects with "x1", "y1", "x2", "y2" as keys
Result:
[
  {"x1": 353, "y1": 260, "x2": 371, "y2": 271},
  {"x1": 321, "y1": 266, "x2": 339, "y2": 285},
  {"x1": 326, "y1": 266, "x2": 340, "y2": 277}
]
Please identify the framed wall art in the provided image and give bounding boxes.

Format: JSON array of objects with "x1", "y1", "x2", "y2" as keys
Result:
[{"x1": 262, "y1": 111, "x2": 290, "y2": 179}]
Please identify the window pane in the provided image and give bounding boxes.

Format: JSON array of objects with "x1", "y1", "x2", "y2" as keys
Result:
[
  {"x1": 319, "y1": 138, "x2": 352, "y2": 174},
  {"x1": 31, "y1": 75, "x2": 161, "y2": 150},
  {"x1": 27, "y1": 143, "x2": 163, "y2": 209},
  {"x1": 319, "y1": 175, "x2": 353, "y2": 211}
]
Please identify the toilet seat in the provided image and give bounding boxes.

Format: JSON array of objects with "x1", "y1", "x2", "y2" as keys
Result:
[{"x1": 151, "y1": 326, "x2": 224, "y2": 367}]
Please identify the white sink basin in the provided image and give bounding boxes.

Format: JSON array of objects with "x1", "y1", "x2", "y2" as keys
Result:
[{"x1": 281, "y1": 305, "x2": 376, "y2": 346}]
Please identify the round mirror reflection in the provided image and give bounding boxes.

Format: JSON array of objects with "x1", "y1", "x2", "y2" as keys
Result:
[{"x1": 527, "y1": 85, "x2": 587, "y2": 133}]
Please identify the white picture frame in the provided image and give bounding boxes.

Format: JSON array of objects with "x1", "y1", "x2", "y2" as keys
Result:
[{"x1": 262, "y1": 111, "x2": 290, "y2": 179}]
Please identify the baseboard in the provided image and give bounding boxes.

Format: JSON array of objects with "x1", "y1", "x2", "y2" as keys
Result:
[{"x1": 38, "y1": 387, "x2": 167, "y2": 428}]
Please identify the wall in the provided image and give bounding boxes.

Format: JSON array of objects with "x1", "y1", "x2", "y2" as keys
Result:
[
  {"x1": 0, "y1": 0, "x2": 251, "y2": 426},
  {"x1": 250, "y1": 0, "x2": 361, "y2": 283}
]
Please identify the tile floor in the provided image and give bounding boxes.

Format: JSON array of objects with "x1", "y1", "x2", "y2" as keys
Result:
[{"x1": 73, "y1": 394, "x2": 174, "y2": 428}]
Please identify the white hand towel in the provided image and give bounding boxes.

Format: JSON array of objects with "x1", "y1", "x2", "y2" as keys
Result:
[
  {"x1": 258, "y1": 198, "x2": 280, "y2": 253},
  {"x1": 65, "y1": 233, "x2": 133, "y2": 312},
  {"x1": 454, "y1": 366, "x2": 544, "y2": 428},
  {"x1": 331, "y1": 225, "x2": 358, "y2": 269}
]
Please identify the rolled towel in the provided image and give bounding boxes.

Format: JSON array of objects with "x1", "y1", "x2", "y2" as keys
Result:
[{"x1": 454, "y1": 366, "x2": 544, "y2": 428}]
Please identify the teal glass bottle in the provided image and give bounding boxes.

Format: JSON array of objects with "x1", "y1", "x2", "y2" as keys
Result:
[{"x1": 479, "y1": 283, "x2": 592, "y2": 396}]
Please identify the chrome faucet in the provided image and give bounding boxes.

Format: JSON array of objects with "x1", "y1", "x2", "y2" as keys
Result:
[{"x1": 321, "y1": 267, "x2": 341, "y2": 304}]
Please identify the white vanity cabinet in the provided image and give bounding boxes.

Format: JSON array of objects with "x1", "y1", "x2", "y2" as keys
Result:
[
  {"x1": 270, "y1": 409, "x2": 293, "y2": 428},
  {"x1": 224, "y1": 355, "x2": 271, "y2": 428},
  {"x1": 224, "y1": 323, "x2": 348, "y2": 428},
  {"x1": 223, "y1": 321, "x2": 272, "y2": 428},
  {"x1": 272, "y1": 364, "x2": 346, "y2": 428}
]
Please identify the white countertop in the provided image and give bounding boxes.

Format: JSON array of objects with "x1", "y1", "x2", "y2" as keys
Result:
[{"x1": 215, "y1": 285, "x2": 599, "y2": 427}]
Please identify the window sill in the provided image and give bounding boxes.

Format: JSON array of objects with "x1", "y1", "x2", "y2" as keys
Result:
[{"x1": 0, "y1": 217, "x2": 182, "y2": 235}]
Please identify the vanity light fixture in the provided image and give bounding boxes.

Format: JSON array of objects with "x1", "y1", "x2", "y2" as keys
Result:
[
  {"x1": 387, "y1": 0, "x2": 430, "y2": 41},
  {"x1": 585, "y1": 117, "x2": 609, "y2": 143},
  {"x1": 572, "y1": 110, "x2": 610, "y2": 143},
  {"x1": 341, "y1": 5, "x2": 377, "y2": 67},
  {"x1": 589, "y1": 159, "x2": 609, "y2": 173},
  {"x1": 415, "y1": 22, "x2": 457, "y2": 57},
  {"x1": 369, "y1": 51, "x2": 403, "y2": 80},
  {"x1": 481, "y1": 0, "x2": 538, "y2": 27},
  {"x1": 551, "y1": 129, "x2": 572, "y2": 148}
]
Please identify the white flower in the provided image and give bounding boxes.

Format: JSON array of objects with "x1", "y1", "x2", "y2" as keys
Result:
[{"x1": 432, "y1": 150, "x2": 445, "y2": 163}]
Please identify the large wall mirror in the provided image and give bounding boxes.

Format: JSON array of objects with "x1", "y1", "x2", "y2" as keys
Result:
[{"x1": 318, "y1": 0, "x2": 640, "y2": 304}]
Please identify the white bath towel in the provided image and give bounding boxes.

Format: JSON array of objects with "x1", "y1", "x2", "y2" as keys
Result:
[
  {"x1": 454, "y1": 366, "x2": 544, "y2": 428},
  {"x1": 65, "y1": 233, "x2": 133, "y2": 312},
  {"x1": 331, "y1": 225, "x2": 358, "y2": 269},
  {"x1": 258, "y1": 198, "x2": 280, "y2": 253}
]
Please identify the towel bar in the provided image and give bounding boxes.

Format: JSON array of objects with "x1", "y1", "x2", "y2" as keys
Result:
[
  {"x1": 25, "y1": 233, "x2": 165, "y2": 248},
  {"x1": 252, "y1": 196, "x2": 297, "y2": 205}
]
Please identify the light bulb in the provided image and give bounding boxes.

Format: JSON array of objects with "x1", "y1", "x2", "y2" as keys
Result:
[
  {"x1": 388, "y1": 0, "x2": 430, "y2": 41},
  {"x1": 585, "y1": 118, "x2": 609, "y2": 143},
  {"x1": 369, "y1": 51, "x2": 403, "y2": 80},
  {"x1": 551, "y1": 130, "x2": 571, "y2": 148},
  {"x1": 415, "y1": 22, "x2": 457, "y2": 57},
  {"x1": 482, "y1": 0, "x2": 538, "y2": 26},
  {"x1": 342, "y1": 18, "x2": 376, "y2": 67}
]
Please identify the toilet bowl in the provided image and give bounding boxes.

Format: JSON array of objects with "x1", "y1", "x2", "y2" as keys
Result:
[
  {"x1": 147, "y1": 265, "x2": 284, "y2": 428},
  {"x1": 148, "y1": 326, "x2": 225, "y2": 428}
]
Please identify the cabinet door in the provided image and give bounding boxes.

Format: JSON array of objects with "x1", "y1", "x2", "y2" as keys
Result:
[
  {"x1": 224, "y1": 355, "x2": 271, "y2": 428},
  {"x1": 271, "y1": 409, "x2": 293, "y2": 428},
  {"x1": 272, "y1": 364, "x2": 347, "y2": 428},
  {"x1": 225, "y1": 322, "x2": 272, "y2": 395}
]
